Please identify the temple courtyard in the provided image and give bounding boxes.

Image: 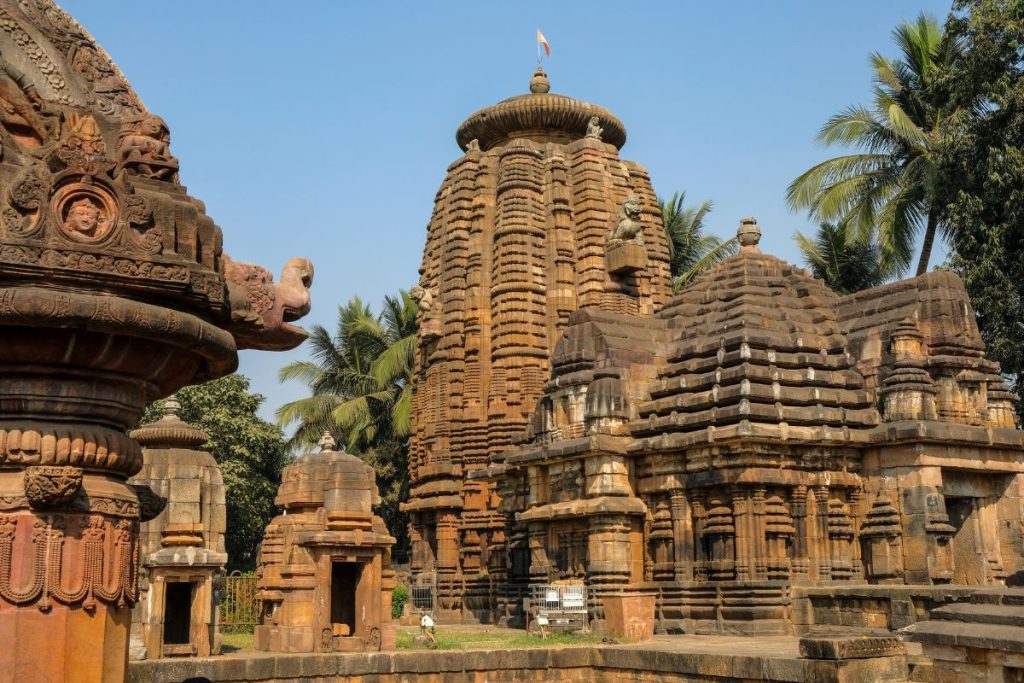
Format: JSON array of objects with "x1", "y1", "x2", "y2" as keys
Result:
[{"x1": 2, "y1": 0, "x2": 1024, "y2": 681}]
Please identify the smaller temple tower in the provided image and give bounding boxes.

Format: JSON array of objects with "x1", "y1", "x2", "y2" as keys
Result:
[
  {"x1": 255, "y1": 433, "x2": 396, "y2": 653},
  {"x1": 128, "y1": 399, "x2": 228, "y2": 659}
]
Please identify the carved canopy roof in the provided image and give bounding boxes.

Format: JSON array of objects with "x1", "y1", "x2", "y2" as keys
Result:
[{"x1": 455, "y1": 67, "x2": 627, "y2": 151}]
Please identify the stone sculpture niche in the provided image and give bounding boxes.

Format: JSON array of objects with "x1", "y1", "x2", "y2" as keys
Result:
[
  {"x1": 0, "y1": 2, "x2": 313, "y2": 679},
  {"x1": 128, "y1": 399, "x2": 228, "y2": 660},
  {"x1": 255, "y1": 434, "x2": 396, "y2": 653}
]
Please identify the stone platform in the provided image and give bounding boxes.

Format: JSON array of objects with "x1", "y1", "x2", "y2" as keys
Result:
[{"x1": 128, "y1": 633, "x2": 912, "y2": 682}]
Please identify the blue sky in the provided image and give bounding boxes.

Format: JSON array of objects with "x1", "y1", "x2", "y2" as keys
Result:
[{"x1": 61, "y1": 0, "x2": 952, "y2": 426}]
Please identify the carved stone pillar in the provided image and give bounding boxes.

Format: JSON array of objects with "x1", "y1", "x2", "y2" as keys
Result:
[
  {"x1": 731, "y1": 486, "x2": 751, "y2": 581},
  {"x1": 814, "y1": 485, "x2": 832, "y2": 579},
  {"x1": 0, "y1": 4, "x2": 313, "y2": 678},
  {"x1": 669, "y1": 490, "x2": 693, "y2": 581},
  {"x1": 790, "y1": 486, "x2": 809, "y2": 580}
]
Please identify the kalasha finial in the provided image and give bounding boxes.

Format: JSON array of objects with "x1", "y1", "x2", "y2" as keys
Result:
[
  {"x1": 318, "y1": 430, "x2": 336, "y2": 453},
  {"x1": 530, "y1": 66, "x2": 550, "y2": 94},
  {"x1": 162, "y1": 397, "x2": 181, "y2": 420},
  {"x1": 738, "y1": 217, "x2": 761, "y2": 253}
]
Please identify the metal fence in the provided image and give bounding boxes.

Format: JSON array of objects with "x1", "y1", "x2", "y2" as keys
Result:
[
  {"x1": 409, "y1": 573, "x2": 435, "y2": 613},
  {"x1": 524, "y1": 583, "x2": 588, "y2": 633},
  {"x1": 220, "y1": 571, "x2": 259, "y2": 632}
]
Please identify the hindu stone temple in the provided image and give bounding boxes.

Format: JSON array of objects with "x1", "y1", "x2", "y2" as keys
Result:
[
  {"x1": 497, "y1": 217, "x2": 1024, "y2": 633},
  {"x1": 255, "y1": 433, "x2": 396, "y2": 653},
  {"x1": 405, "y1": 66, "x2": 673, "y2": 622},
  {"x1": 0, "y1": 1, "x2": 312, "y2": 680},
  {"x1": 127, "y1": 399, "x2": 227, "y2": 660}
]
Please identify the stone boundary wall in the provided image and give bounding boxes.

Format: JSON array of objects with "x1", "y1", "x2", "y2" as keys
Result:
[
  {"x1": 128, "y1": 643, "x2": 908, "y2": 683},
  {"x1": 791, "y1": 585, "x2": 977, "y2": 632}
]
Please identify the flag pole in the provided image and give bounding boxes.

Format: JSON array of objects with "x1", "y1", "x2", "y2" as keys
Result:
[{"x1": 536, "y1": 29, "x2": 541, "y2": 65}]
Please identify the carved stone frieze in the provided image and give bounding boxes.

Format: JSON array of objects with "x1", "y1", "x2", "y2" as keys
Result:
[
  {"x1": 24, "y1": 465, "x2": 81, "y2": 508},
  {"x1": 0, "y1": 511, "x2": 138, "y2": 610}
]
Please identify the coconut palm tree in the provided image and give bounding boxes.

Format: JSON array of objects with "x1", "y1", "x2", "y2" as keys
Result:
[
  {"x1": 787, "y1": 14, "x2": 961, "y2": 277},
  {"x1": 276, "y1": 291, "x2": 418, "y2": 451},
  {"x1": 796, "y1": 222, "x2": 888, "y2": 295},
  {"x1": 658, "y1": 192, "x2": 737, "y2": 288}
]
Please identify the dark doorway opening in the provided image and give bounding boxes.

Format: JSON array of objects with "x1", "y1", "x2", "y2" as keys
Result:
[
  {"x1": 164, "y1": 582, "x2": 194, "y2": 645},
  {"x1": 331, "y1": 562, "x2": 361, "y2": 635}
]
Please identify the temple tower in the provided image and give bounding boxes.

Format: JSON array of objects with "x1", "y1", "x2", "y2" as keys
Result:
[{"x1": 405, "y1": 67, "x2": 672, "y2": 622}]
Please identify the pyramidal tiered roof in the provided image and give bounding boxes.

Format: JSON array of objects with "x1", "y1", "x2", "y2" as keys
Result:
[{"x1": 631, "y1": 218, "x2": 880, "y2": 449}]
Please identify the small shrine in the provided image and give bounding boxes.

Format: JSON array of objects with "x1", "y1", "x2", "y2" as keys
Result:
[
  {"x1": 255, "y1": 433, "x2": 396, "y2": 653},
  {"x1": 128, "y1": 399, "x2": 228, "y2": 659}
]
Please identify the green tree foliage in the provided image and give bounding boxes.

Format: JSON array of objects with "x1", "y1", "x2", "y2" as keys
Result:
[
  {"x1": 788, "y1": 14, "x2": 962, "y2": 277},
  {"x1": 141, "y1": 375, "x2": 289, "y2": 571},
  {"x1": 796, "y1": 222, "x2": 888, "y2": 294},
  {"x1": 276, "y1": 291, "x2": 418, "y2": 560},
  {"x1": 941, "y1": 0, "x2": 1024, "y2": 404},
  {"x1": 658, "y1": 192, "x2": 737, "y2": 288}
]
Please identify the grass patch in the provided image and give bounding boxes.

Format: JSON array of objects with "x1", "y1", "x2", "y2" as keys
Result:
[
  {"x1": 396, "y1": 628, "x2": 601, "y2": 651},
  {"x1": 221, "y1": 630, "x2": 255, "y2": 653}
]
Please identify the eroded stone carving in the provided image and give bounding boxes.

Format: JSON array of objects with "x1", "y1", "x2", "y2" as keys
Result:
[
  {"x1": 0, "y1": 46, "x2": 51, "y2": 148},
  {"x1": 224, "y1": 255, "x2": 314, "y2": 350},
  {"x1": 586, "y1": 115, "x2": 603, "y2": 140},
  {"x1": 608, "y1": 195, "x2": 644, "y2": 244},
  {"x1": 117, "y1": 113, "x2": 178, "y2": 182},
  {"x1": 24, "y1": 465, "x2": 82, "y2": 508},
  {"x1": 129, "y1": 484, "x2": 166, "y2": 523}
]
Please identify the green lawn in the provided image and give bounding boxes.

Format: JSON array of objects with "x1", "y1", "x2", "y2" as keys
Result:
[
  {"x1": 221, "y1": 630, "x2": 255, "y2": 653},
  {"x1": 396, "y1": 627, "x2": 601, "y2": 650}
]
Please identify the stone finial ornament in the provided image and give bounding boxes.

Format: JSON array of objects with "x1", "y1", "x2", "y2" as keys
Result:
[
  {"x1": 586, "y1": 116, "x2": 603, "y2": 140},
  {"x1": 737, "y1": 216, "x2": 761, "y2": 252},
  {"x1": 529, "y1": 66, "x2": 550, "y2": 94},
  {"x1": 318, "y1": 430, "x2": 337, "y2": 453}
]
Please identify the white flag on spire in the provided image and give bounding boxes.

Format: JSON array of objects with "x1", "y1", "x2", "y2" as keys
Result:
[{"x1": 537, "y1": 29, "x2": 550, "y2": 56}]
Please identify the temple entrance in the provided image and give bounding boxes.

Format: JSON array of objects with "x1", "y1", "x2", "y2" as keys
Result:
[
  {"x1": 947, "y1": 497, "x2": 986, "y2": 585},
  {"x1": 330, "y1": 562, "x2": 361, "y2": 636},
  {"x1": 163, "y1": 581, "x2": 194, "y2": 646}
]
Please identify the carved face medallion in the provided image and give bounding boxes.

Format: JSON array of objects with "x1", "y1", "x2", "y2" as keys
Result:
[{"x1": 52, "y1": 184, "x2": 117, "y2": 243}]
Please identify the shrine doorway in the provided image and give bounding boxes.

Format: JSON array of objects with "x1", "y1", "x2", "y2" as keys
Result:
[
  {"x1": 331, "y1": 562, "x2": 362, "y2": 635},
  {"x1": 163, "y1": 581, "x2": 194, "y2": 646}
]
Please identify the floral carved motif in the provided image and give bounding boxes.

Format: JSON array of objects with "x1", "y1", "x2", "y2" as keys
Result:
[
  {"x1": 24, "y1": 465, "x2": 82, "y2": 509},
  {"x1": 2, "y1": 165, "x2": 48, "y2": 236}
]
